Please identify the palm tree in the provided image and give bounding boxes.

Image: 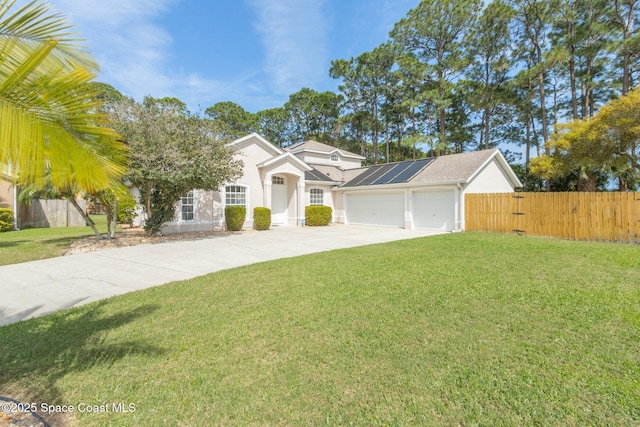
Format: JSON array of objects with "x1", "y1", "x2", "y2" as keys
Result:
[{"x1": 0, "y1": 0, "x2": 127, "y2": 193}]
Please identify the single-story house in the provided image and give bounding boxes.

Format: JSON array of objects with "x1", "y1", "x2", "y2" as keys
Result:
[{"x1": 151, "y1": 133, "x2": 521, "y2": 233}]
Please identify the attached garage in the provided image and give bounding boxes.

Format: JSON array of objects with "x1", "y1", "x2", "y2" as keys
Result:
[
  {"x1": 336, "y1": 149, "x2": 522, "y2": 231},
  {"x1": 412, "y1": 190, "x2": 456, "y2": 231},
  {"x1": 345, "y1": 192, "x2": 405, "y2": 228}
]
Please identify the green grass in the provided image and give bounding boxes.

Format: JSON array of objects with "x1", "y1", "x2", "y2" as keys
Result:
[
  {"x1": 0, "y1": 215, "x2": 113, "y2": 265},
  {"x1": 1, "y1": 233, "x2": 639, "y2": 426}
]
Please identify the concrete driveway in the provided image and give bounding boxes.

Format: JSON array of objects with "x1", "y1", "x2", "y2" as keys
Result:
[{"x1": 0, "y1": 225, "x2": 444, "y2": 326}]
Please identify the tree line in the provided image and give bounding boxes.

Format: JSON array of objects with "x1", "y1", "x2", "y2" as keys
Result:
[
  {"x1": 206, "y1": 0, "x2": 639, "y2": 191},
  {"x1": 2, "y1": 0, "x2": 639, "y2": 242}
]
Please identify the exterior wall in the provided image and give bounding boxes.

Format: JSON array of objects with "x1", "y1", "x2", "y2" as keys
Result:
[
  {"x1": 337, "y1": 157, "x2": 362, "y2": 170},
  {"x1": 294, "y1": 151, "x2": 361, "y2": 170},
  {"x1": 460, "y1": 158, "x2": 517, "y2": 230},
  {"x1": 162, "y1": 190, "x2": 224, "y2": 234},
  {"x1": 305, "y1": 183, "x2": 336, "y2": 222},
  {"x1": 129, "y1": 187, "x2": 145, "y2": 227},
  {"x1": 464, "y1": 159, "x2": 515, "y2": 194},
  {"x1": 0, "y1": 179, "x2": 13, "y2": 209},
  {"x1": 234, "y1": 137, "x2": 277, "y2": 222},
  {"x1": 332, "y1": 190, "x2": 345, "y2": 223}
]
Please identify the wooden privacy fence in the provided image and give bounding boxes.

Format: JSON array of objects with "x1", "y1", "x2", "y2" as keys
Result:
[{"x1": 465, "y1": 192, "x2": 640, "y2": 244}]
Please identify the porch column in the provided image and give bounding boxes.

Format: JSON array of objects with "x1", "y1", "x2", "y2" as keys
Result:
[
  {"x1": 263, "y1": 178, "x2": 272, "y2": 210},
  {"x1": 297, "y1": 180, "x2": 306, "y2": 226}
]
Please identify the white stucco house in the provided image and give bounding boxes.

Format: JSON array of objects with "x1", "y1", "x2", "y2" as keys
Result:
[{"x1": 144, "y1": 133, "x2": 521, "y2": 233}]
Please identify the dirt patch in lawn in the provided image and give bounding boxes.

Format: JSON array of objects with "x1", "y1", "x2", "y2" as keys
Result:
[{"x1": 65, "y1": 227, "x2": 245, "y2": 255}]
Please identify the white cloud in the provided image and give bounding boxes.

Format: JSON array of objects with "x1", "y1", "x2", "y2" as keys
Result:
[
  {"x1": 44, "y1": 0, "x2": 292, "y2": 111},
  {"x1": 246, "y1": 0, "x2": 329, "y2": 96},
  {"x1": 50, "y1": 0, "x2": 178, "y2": 100}
]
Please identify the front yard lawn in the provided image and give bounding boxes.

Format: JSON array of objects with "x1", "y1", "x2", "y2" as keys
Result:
[
  {"x1": 0, "y1": 233, "x2": 638, "y2": 425},
  {"x1": 0, "y1": 215, "x2": 113, "y2": 265}
]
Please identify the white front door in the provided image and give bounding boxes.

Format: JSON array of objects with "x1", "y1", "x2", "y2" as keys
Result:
[{"x1": 271, "y1": 176, "x2": 287, "y2": 224}]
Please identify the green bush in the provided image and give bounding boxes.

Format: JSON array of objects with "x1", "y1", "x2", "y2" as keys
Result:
[
  {"x1": 0, "y1": 208, "x2": 14, "y2": 232},
  {"x1": 253, "y1": 207, "x2": 271, "y2": 230},
  {"x1": 225, "y1": 206, "x2": 246, "y2": 231},
  {"x1": 117, "y1": 192, "x2": 137, "y2": 226},
  {"x1": 305, "y1": 206, "x2": 332, "y2": 226}
]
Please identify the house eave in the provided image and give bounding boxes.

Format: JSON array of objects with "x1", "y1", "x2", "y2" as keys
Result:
[
  {"x1": 256, "y1": 152, "x2": 313, "y2": 171},
  {"x1": 335, "y1": 179, "x2": 465, "y2": 192},
  {"x1": 228, "y1": 133, "x2": 283, "y2": 156},
  {"x1": 305, "y1": 180, "x2": 342, "y2": 186},
  {"x1": 290, "y1": 147, "x2": 365, "y2": 160}
]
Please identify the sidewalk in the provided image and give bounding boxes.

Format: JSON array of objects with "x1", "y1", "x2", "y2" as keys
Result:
[{"x1": 0, "y1": 225, "x2": 444, "y2": 326}]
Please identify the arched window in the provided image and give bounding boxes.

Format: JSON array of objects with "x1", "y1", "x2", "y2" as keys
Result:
[
  {"x1": 225, "y1": 185, "x2": 246, "y2": 206},
  {"x1": 330, "y1": 154, "x2": 339, "y2": 162},
  {"x1": 310, "y1": 188, "x2": 324, "y2": 206}
]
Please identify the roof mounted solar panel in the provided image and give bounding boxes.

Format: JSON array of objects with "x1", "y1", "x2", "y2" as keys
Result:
[
  {"x1": 387, "y1": 158, "x2": 434, "y2": 184},
  {"x1": 343, "y1": 164, "x2": 382, "y2": 187},
  {"x1": 354, "y1": 163, "x2": 398, "y2": 186},
  {"x1": 342, "y1": 157, "x2": 435, "y2": 187},
  {"x1": 371, "y1": 162, "x2": 411, "y2": 185}
]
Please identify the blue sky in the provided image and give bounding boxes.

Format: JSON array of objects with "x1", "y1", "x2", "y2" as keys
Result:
[{"x1": 48, "y1": 0, "x2": 418, "y2": 113}]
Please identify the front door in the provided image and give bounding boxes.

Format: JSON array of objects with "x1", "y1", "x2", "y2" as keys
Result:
[{"x1": 271, "y1": 175, "x2": 287, "y2": 224}]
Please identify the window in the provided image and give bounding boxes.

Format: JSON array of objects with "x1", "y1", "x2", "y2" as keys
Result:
[
  {"x1": 310, "y1": 188, "x2": 324, "y2": 206},
  {"x1": 181, "y1": 191, "x2": 194, "y2": 221},
  {"x1": 272, "y1": 176, "x2": 284, "y2": 185},
  {"x1": 330, "y1": 154, "x2": 339, "y2": 162},
  {"x1": 225, "y1": 185, "x2": 246, "y2": 206}
]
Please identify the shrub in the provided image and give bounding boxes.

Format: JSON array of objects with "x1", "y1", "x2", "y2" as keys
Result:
[
  {"x1": 253, "y1": 207, "x2": 271, "y2": 230},
  {"x1": 225, "y1": 206, "x2": 246, "y2": 231},
  {"x1": 117, "y1": 192, "x2": 137, "y2": 226},
  {"x1": 305, "y1": 206, "x2": 332, "y2": 226},
  {"x1": 0, "y1": 208, "x2": 14, "y2": 232}
]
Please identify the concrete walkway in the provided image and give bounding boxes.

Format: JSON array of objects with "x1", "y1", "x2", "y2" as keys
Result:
[{"x1": 0, "y1": 225, "x2": 444, "y2": 326}]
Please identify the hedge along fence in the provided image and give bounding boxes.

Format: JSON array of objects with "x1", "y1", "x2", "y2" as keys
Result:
[
  {"x1": 305, "y1": 206, "x2": 332, "y2": 226},
  {"x1": 253, "y1": 207, "x2": 271, "y2": 230},
  {"x1": 465, "y1": 192, "x2": 640, "y2": 244},
  {"x1": 225, "y1": 206, "x2": 246, "y2": 231}
]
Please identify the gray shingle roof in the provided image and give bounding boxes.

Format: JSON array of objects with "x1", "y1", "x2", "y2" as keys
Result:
[
  {"x1": 411, "y1": 149, "x2": 498, "y2": 183},
  {"x1": 305, "y1": 167, "x2": 337, "y2": 182},
  {"x1": 286, "y1": 140, "x2": 364, "y2": 159}
]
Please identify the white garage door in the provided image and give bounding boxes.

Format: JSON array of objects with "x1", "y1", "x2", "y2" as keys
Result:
[
  {"x1": 346, "y1": 192, "x2": 405, "y2": 228},
  {"x1": 412, "y1": 190, "x2": 456, "y2": 231}
]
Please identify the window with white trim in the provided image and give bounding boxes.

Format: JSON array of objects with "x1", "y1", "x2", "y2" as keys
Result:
[
  {"x1": 181, "y1": 191, "x2": 195, "y2": 221},
  {"x1": 330, "y1": 154, "x2": 339, "y2": 162},
  {"x1": 310, "y1": 188, "x2": 324, "y2": 206},
  {"x1": 225, "y1": 185, "x2": 246, "y2": 206},
  {"x1": 272, "y1": 176, "x2": 284, "y2": 185}
]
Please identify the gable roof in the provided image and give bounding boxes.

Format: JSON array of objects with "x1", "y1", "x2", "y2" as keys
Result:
[
  {"x1": 256, "y1": 152, "x2": 312, "y2": 172},
  {"x1": 339, "y1": 149, "x2": 522, "y2": 189},
  {"x1": 411, "y1": 149, "x2": 522, "y2": 186},
  {"x1": 286, "y1": 140, "x2": 365, "y2": 160},
  {"x1": 228, "y1": 133, "x2": 283, "y2": 156}
]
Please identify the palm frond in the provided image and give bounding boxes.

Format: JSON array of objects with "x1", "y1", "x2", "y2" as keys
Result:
[
  {"x1": 0, "y1": 0, "x2": 96, "y2": 70},
  {"x1": 0, "y1": 0, "x2": 127, "y2": 193}
]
